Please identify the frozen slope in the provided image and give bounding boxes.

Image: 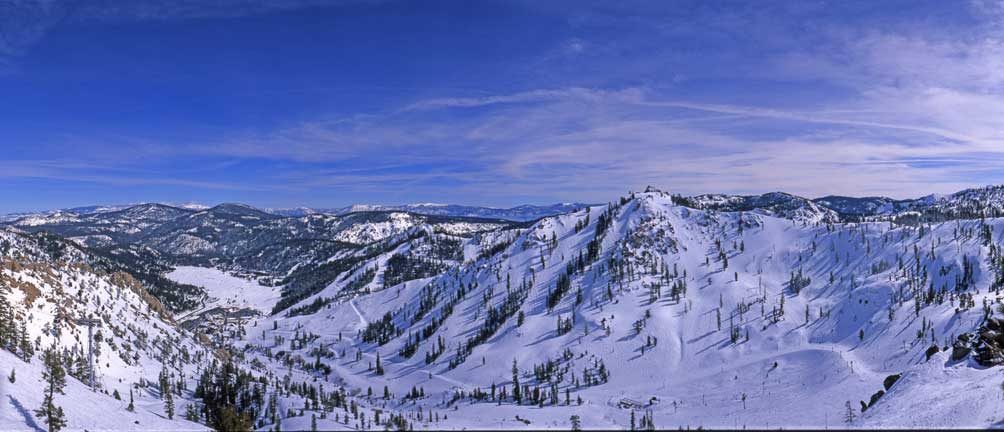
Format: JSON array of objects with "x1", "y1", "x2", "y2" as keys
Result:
[{"x1": 0, "y1": 349, "x2": 205, "y2": 431}]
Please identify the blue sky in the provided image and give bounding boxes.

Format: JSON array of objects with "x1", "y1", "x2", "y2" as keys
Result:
[{"x1": 2, "y1": 0, "x2": 1004, "y2": 212}]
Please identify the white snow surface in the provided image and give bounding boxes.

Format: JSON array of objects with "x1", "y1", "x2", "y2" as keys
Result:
[
  {"x1": 166, "y1": 266, "x2": 281, "y2": 317},
  {"x1": 0, "y1": 350, "x2": 206, "y2": 431}
]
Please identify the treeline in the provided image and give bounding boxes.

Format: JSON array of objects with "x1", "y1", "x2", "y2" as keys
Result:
[
  {"x1": 383, "y1": 253, "x2": 448, "y2": 289},
  {"x1": 272, "y1": 252, "x2": 375, "y2": 315}
]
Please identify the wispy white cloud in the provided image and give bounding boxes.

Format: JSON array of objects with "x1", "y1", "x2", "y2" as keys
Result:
[
  {"x1": 0, "y1": 160, "x2": 272, "y2": 191},
  {"x1": 402, "y1": 87, "x2": 644, "y2": 111},
  {"x1": 181, "y1": 80, "x2": 1004, "y2": 200}
]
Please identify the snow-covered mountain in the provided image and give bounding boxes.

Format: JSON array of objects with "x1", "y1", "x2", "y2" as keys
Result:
[
  {"x1": 0, "y1": 228, "x2": 209, "y2": 430},
  {"x1": 225, "y1": 187, "x2": 1004, "y2": 429},
  {"x1": 266, "y1": 202, "x2": 592, "y2": 221},
  {"x1": 0, "y1": 203, "x2": 209, "y2": 224},
  {"x1": 5, "y1": 203, "x2": 516, "y2": 314},
  {"x1": 674, "y1": 190, "x2": 840, "y2": 224},
  {"x1": 815, "y1": 185, "x2": 1004, "y2": 221},
  {"x1": 13, "y1": 185, "x2": 1004, "y2": 229},
  {"x1": 8, "y1": 186, "x2": 1004, "y2": 430}
]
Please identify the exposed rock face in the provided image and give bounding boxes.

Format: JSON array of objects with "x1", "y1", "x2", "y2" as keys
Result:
[
  {"x1": 952, "y1": 318, "x2": 1004, "y2": 366},
  {"x1": 952, "y1": 333, "x2": 974, "y2": 361},
  {"x1": 883, "y1": 374, "x2": 901, "y2": 391},
  {"x1": 925, "y1": 344, "x2": 941, "y2": 361}
]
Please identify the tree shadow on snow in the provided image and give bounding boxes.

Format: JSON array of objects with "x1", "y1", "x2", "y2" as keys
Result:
[
  {"x1": 526, "y1": 329, "x2": 566, "y2": 347},
  {"x1": 8, "y1": 395, "x2": 44, "y2": 432},
  {"x1": 687, "y1": 330, "x2": 716, "y2": 344},
  {"x1": 695, "y1": 336, "x2": 732, "y2": 355}
]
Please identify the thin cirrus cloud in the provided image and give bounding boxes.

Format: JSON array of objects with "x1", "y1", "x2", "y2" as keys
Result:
[
  {"x1": 23, "y1": 83, "x2": 1004, "y2": 202},
  {"x1": 0, "y1": 160, "x2": 269, "y2": 191},
  {"x1": 189, "y1": 76, "x2": 1004, "y2": 201},
  {"x1": 212, "y1": 9, "x2": 1001, "y2": 202}
]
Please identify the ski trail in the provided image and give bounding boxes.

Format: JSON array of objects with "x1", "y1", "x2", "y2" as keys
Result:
[
  {"x1": 349, "y1": 298, "x2": 369, "y2": 327},
  {"x1": 426, "y1": 370, "x2": 467, "y2": 387}
]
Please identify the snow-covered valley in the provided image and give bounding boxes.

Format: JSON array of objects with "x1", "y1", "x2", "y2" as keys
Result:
[{"x1": 167, "y1": 266, "x2": 282, "y2": 319}]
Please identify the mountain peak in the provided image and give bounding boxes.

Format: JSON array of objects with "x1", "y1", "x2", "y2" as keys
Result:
[{"x1": 204, "y1": 203, "x2": 279, "y2": 218}]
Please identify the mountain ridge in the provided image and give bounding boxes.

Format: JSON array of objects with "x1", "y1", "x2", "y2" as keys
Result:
[{"x1": 13, "y1": 183, "x2": 1004, "y2": 225}]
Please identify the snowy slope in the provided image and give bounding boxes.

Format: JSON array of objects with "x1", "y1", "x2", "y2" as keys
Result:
[
  {"x1": 0, "y1": 349, "x2": 206, "y2": 431},
  {"x1": 230, "y1": 189, "x2": 1004, "y2": 430},
  {"x1": 0, "y1": 228, "x2": 216, "y2": 430}
]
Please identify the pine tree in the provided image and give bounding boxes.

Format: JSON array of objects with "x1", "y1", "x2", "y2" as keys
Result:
[
  {"x1": 311, "y1": 413, "x2": 318, "y2": 432},
  {"x1": 18, "y1": 324, "x2": 33, "y2": 362},
  {"x1": 511, "y1": 359, "x2": 521, "y2": 403},
  {"x1": 159, "y1": 367, "x2": 169, "y2": 397},
  {"x1": 0, "y1": 284, "x2": 12, "y2": 349},
  {"x1": 71, "y1": 350, "x2": 88, "y2": 383},
  {"x1": 185, "y1": 403, "x2": 200, "y2": 422},
  {"x1": 216, "y1": 407, "x2": 252, "y2": 432},
  {"x1": 34, "y1": 347, "x2": 67, "y2": 432},
  {"x1": 844, "y1": 400, "x2": 856, "y2": 424},
  {"x1": 375, "y1": 352, "x2": 384, "y2": 375},
  {"x1": 199, "y1": 360, "x2": 252, "y2": 431},
  {"x1": 570, "y1": 414, "x2": 582, "y2": 431},
  {"x1": 165, "y1": 387, "x2": 175, "y2": 420},
  {"x1": 127, "y1": 388, "x2": 135, "y2": 412},
  {"x1": 7, "y1": 368, "x2": 14, "y2": 383}
]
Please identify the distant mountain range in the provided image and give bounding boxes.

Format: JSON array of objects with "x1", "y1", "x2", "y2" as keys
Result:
[
  {"x1": 9, "y1": 185, "x2": 1004, "y2": 226},
  {"x1": 676, "y1": 184, "x2": 1004, "y2": 223},
  {"x1": 2, "y1": 201, "x2": 591, "y2": 223},
  {"x1": 262, "y1": 202, "x2": 593, "y2": 221}
]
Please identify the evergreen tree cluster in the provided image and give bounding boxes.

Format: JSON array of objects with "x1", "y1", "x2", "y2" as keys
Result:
[
  {"x1": 382, "y1": 253, "x2": 448, "y2": 289},
  {"x1": 789, "y1": 267, "x2": 811, "y2": 294},
  {"x1": 361, "y1": 312, "x2": 399, "y2": 345},
  {"x1": 0, "y1": 283, "x2": 35, "y2": 362}
]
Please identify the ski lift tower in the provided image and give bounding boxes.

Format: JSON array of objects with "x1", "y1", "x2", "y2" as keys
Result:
[{"x1": 75, "y1": 317, "x2": 102, "y2": 391}]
